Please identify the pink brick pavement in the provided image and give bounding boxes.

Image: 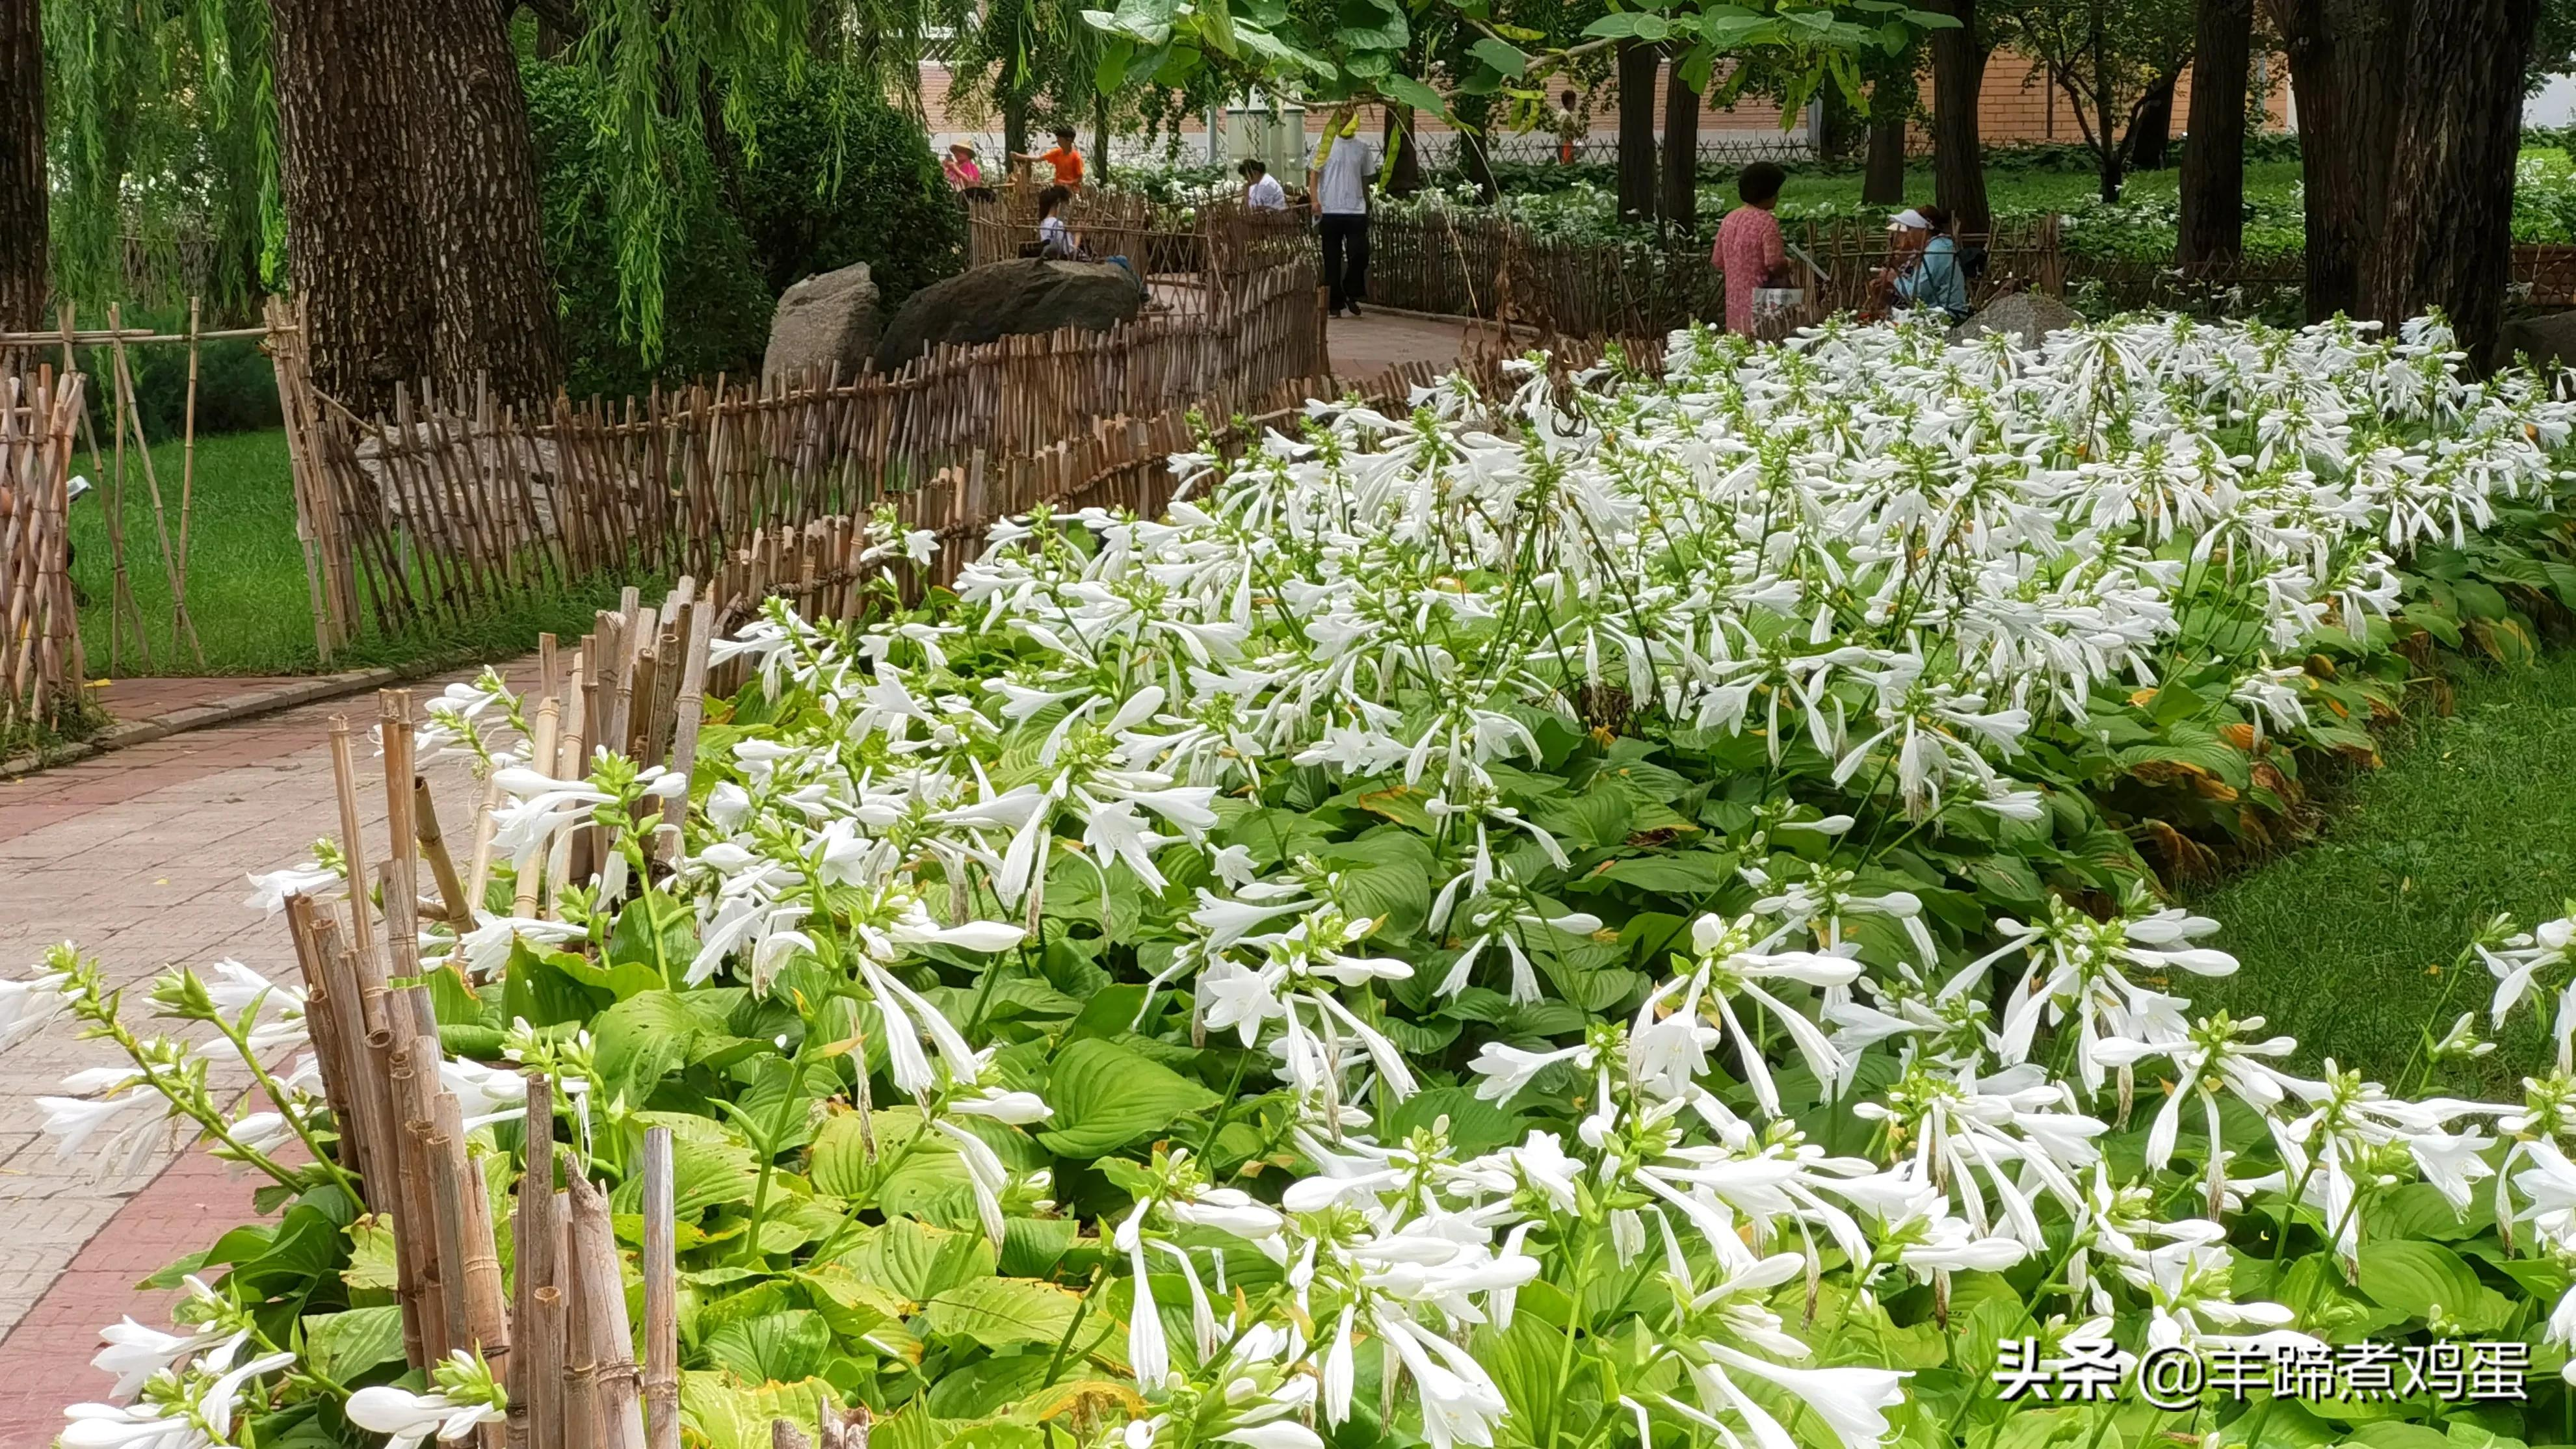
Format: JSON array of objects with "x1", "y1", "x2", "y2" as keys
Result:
[
  {"x1": 0, "y1": 1147, "x2": 265, "y2": 1442},
  {"x1": 0, "y1": 658, "x2": 535, "y2": 1444}
]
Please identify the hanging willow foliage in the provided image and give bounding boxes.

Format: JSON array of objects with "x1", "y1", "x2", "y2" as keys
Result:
[
  {"x1": 571, "y1": 0, "x2": 974, "y2": 358},
  {"x1": 43, "y1": 0, "x2": 281, "y2": 316}
]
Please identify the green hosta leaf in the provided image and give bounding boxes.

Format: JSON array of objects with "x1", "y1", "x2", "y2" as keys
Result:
[
  {"x1": 1579, "y1": 850, "x2": 1738, "y2": 896},
  {"x1": 594, "y1": 990, "x2": 711, "y2": 1104},
  {"x1": 1000, "y1": 1216, "x2": 1082, "y2": 1278},
  {"x1": 679, "y1": 1372, "x2": 843, "y2": 1449},
  {"x1": 1382, "y1": 1086, "x2": 1523, "y2": 1155},
  {"x1": 705, "y1": 1308, "x2": 831, "y2": 1385},
  {"x1": 1037, "y1": 1038, "x2": 1220, "y2": 1156},
  {"x1": 850, "y1": 1219, "x2": 996, "y2": 1304},
  {"x1": 2353, "y1": 1240, "x2": 2499, "y2": 1327},
  {"x1": 1315, "y1": 832, "x2": 1438, "y2": 937},
  {"x1": 611, "y1": 1126, "x2": 757, "y2": 1218},
  {"x1": 341, "y1": 1218, "x2": 397, "y2": 1292},
  {"x1": 921, "y1": 1275, "x2": 1086, "y2": 1349},
  {"x1": 302, "y1": 1305, "x2": 406, "y2": 1382},
  {"x1": 791, "y1": 1266, "x2": 907, "y2": 1339}
]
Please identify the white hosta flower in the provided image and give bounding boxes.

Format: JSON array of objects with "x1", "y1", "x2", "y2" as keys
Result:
[
  {"x1": 242, "y1": 862, "x2": 337, "y2": 916},
  {"x1": 345, "y1": 1385, "x2": 505, "y2": 1449}
]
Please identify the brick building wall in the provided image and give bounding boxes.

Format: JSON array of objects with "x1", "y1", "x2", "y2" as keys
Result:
[{"x1": 914, "y1": 48, "x2": 2291, "y2": 167}]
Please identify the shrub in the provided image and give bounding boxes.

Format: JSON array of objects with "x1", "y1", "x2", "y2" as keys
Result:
[
  {"x1": 28, "y1": 315, "x2": 2576, "y2": 1449},
  {"x1": 522, "y1": 59, "x2": 776, "y2": 400},
  {"x1": 723, "y1": 62, "x2": 966, "y2": 307}
]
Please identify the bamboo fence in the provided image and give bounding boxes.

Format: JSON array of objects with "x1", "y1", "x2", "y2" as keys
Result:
[
  {"x1": 1362, "y1": 211, "x2": 2068, "y2": 335},
  {"x1": 0, "y1": 300, "x2": 244, "y2": 674},
  {"x1": 686, "y1": 333, "x2": 1664, "y2": 647},
  {"x1": 1364, "y1": 206, "x2": 2576, "y2": 333},
  {"x1": 278, "y1": 670, "x2": 709, "y2": 1449},
  {"x1": 1, "y1": 367, "x2": 88, "y2": 736},
  {"x1": 270, "y1": 253, "x2": 1327, "y2": 657}
]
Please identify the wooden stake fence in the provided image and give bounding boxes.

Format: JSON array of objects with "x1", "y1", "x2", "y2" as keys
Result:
[
  {"x1": 1, "y1": 368, "x2": 90, "y2": 738},
  {"x1": 268, "y1": 256, "x2": 1327, "y2": 658}
]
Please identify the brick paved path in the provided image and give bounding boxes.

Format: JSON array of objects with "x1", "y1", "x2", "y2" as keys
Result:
[{"x1": 0, "y1": 660, "x2": 530, "y2": 1441}]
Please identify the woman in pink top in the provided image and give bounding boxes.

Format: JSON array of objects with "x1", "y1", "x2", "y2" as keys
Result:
[{"x1": 1714, "y1": 161, "x2": 1789, "y2": 336}]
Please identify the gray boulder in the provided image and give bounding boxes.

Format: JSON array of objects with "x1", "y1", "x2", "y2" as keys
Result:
[
  {"x1": 763, "y1": 262, "x2": 880, "y2": 385},
  {"x1": 2501, "y1": 310, "x2": 2576, "y2": 376},
  {"x1": 873, "y1": 259, "x2": 1144, "y2": 373},
  {"x1": 1949, "y1": 289, "x2": 2084, "y2": 348}
]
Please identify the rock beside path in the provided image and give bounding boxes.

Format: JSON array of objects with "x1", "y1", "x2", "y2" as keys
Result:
[
  {"x1": 872, "y1": 259, "x2": 1143, "y2": 373},
  {"x1": 1949, "y1": 289, "x2": 2084, "y2": 348},
  {"x1": 764, "y1": 262, "x2": 881, "y2": 385},
  {"x1": 2501, "y1": 311, "x2": 2576, "y2": 375}
]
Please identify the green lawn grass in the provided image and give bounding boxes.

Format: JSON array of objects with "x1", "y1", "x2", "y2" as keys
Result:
[
  {"x1": 66, "y1": 426, "x2": 655, "y2": 679},
  {"x1": 2186, "y1": 653, "x2": 2576, "y2": 1095}
]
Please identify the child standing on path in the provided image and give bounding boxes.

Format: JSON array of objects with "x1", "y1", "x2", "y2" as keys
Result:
[{"x1": 1015, "y1": 127, "x2": 1086, "y2": 190}]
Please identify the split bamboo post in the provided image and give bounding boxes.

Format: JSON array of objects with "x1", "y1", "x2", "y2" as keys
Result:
[
  {"x1": 414, "y1": 774, "x2": 475, "y2": 929},
  {"x1": 327, "y1": 715, "x2": 379, "y2": 969},
  {"x1": 568, "y1": 1172, "x2": 646, "y2": 1449},
  {"x1": 177, "y1": 296, "x2": 200, "y2": 641},
  {"x1": 512, "y1": 1082, "x2": 561, "y2": 1449},
  {"x1": 642, "y1": 1127, "x2": 679, "y2": 1449}
]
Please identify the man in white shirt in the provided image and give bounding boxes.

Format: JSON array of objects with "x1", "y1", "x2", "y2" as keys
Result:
[
  {"x1": 1239, "y1": 159, "x2": 1287, "y2": 210},
  {"x1": 1309, "y1": 120, "x2": 1378, "y2": 317}
]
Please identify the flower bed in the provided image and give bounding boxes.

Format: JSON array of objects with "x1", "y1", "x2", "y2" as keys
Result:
[{"x1": 27, "y1": 313, "x2": 2576, "y2": 1449}]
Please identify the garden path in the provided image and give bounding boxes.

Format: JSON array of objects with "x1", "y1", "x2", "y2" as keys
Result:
[
  {"x1": 0, "y1": 659, "x2": 531, "y2": 1439},
  {"x1": 1330, "y1": 308, "x2": 1492, "y2": 379}
]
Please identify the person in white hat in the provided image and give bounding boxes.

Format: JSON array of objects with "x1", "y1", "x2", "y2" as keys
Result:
[{"x1": 1872, "y1": 205, "x2": 1969, "y2": 322}]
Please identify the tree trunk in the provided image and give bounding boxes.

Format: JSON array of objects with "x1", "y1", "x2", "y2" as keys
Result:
[
  {"x1": 400, "y1": 0, "x2": 564, "y2": 402},
  {"x1": 1818, "y1": 84, "x2": 1860, "y2": 163},
  {"x1": 1927, "y1": 0, "x2": 1991, "y2": 232},
  {"x1": 1003, "y1": 96, "x2": 1029, "y2": 170},
  {"x1": 270, "y1": 0, "x2": 437, "y2": 413},
  {"x1": 2177, "y1": 0, "x2": 2251, "y2": 268},
  {"x1": 1662, "y1": 59, "x2": 1702, "y2": 238},
  {"x1": 2278, "y1": 0, "x2": 2411, "y2": 319},
  {"x1": 1617, "y1": 40, "x2": 1661, "y2": 224},
  {"x1": 0, "y1": 0, "x2": 44, "y2": 333},
  {"x1": 2089, "y1": 0, "x2": 2123, "y2": 203},
  {"x1": 1863, "y1": 75, "x2": 1910, "y2": 207},
  {"x1": 2124, "y1": 70, "x2": 2177, "y2": 170},
  {"x1": 2366, "y1": 0, "x2": 2538, "y2": 362},
  {"x1": 1385, "y1": 105, "x2": 1422, "y2": 196},
  {"x1": 1093, "y1": 92, "x2": 1112, "y2": 187},
  {"x1": 1453, "y1": 93, "x2": 1501, "y2": 202}
]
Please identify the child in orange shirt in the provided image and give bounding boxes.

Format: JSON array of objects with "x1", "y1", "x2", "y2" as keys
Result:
[{"x1": 1014, "y1": 126, "x2": 1085, "y2": 189}]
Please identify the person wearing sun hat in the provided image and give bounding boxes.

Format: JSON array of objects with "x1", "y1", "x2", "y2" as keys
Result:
[
  {"x1": 1873, "y1": 205, "x2": 1969, "y2": 322},
  {"x1": 941, "y1": 142, "x2": 984, "y2": 191}
]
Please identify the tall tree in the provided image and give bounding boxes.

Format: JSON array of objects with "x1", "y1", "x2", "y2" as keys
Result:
[
  {"x1": 2270, "y1": 0, "x2": 2410, "y2": 320},
  {"x1": 2365, "y1": 0, "x2": 2539, "y2": 361},
  {"x1": 269, "y1": 0, "x2": 437, "y2": 410},
  {"x1": 2176, "y1": 0, "x2": 2250, "y2": 268},
  {"x1": 1385, "y1": 103, "x2": 1425, "y2": 194},
  {"x1": 2122, "y1": 70, "x2": 2175, "y2": 168},
  {"x1": 0, "y1": 0, "x2": 44, "y2": 332},
  {"x1": 405, "y1": 0, "x2": 562, "y2": 403},
  {"x1": 1661, "y1": 52, "x2": 1702, "y2": 235},
  {"x1": 1861, "y1": 72, "x2": 1912, "y2": 206},
  {"x1": 1926, "y1": 0, "x2": 1990, "y2": 231},
  {"x1": 1988, "y1": 0, "x2": 2191, "y2": 202},
  {"x1": 1616, "y1": 39, "x2": 1660, "y2": 223}
]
